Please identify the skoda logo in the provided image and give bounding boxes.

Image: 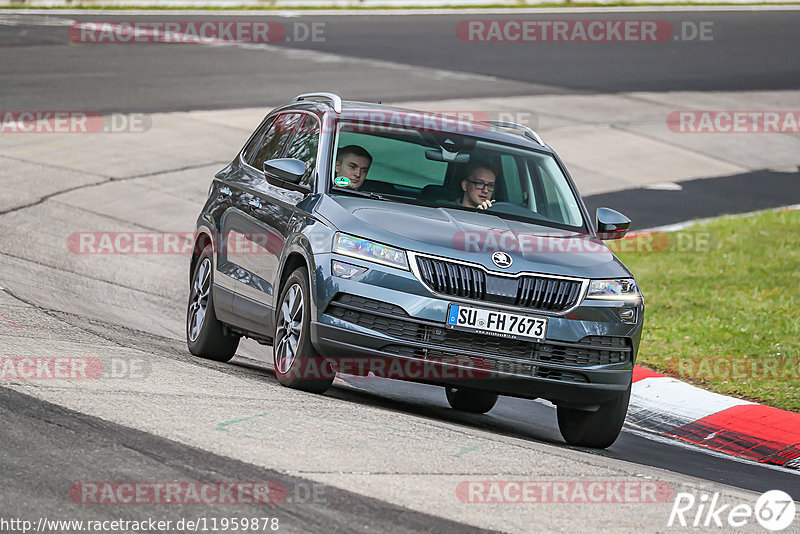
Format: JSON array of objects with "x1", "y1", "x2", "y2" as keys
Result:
[{"x1": 491, "y1": 251, "x2": 513, "y2": 269}]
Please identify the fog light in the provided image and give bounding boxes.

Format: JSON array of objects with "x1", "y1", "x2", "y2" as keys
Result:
[
  {"x1": 332, "y1": 260, "x2": 367, "y2": 279},
  {"x1": 619, "y1": 308, "x2": 636, "y2": 323}
]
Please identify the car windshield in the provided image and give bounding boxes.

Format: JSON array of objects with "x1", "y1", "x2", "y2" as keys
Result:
[{"x1": 330, "y1": 121, "x2": 585, "y2": 231}]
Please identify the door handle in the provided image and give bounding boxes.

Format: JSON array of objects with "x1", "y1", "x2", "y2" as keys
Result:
[
  {"x1": 219, "y1": 186, "x2": 232, "y2": 197},
  {"x1": 247, "y1": 197, "x2": 262, "y2": 210}
]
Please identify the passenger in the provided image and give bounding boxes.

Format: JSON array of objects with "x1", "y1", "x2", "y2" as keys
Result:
[
  {"x1": 335, "y1": 145, "x2": 372, "y2": 190},
  {"x1": 460, "y1": 163, "x2": 497, "y2": 210}
]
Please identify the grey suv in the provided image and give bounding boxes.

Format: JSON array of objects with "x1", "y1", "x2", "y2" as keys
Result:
[{"x1": 187, "y1": 93, "x2": 644, "y2": 448}]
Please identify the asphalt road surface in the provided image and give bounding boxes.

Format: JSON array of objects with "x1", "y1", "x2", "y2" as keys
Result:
[
  {"x1": 583, "y1": 169, "x2": 800, "y2": 230},
  {"x1": 1, "y1": 9, "x2": 799, "y2": 112},
  {"x1": 1, "y1": 8, "x2": 798, "y2": 533},
  {"x1": 0, "y1": 386, "x2": 493, "y2": 534}
]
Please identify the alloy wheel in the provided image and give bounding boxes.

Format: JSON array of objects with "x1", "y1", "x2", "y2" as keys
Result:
[
  {"x1": 275, "y1": 283, "x2": 303, "y2": 375},
  {"x1": 187, "y1": 257, "x2": 211, "y2": 342}
]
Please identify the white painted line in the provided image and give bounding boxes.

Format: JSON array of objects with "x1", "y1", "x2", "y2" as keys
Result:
[
  {"x1": 643, "y1": 182, "x2": 683, "y2": 191},
  {"x1": 628, "y1": 376, "x2": 752, "y2": 431},
  {"x1": 0, "y1": 13, "x2": 73, "y2": 25},
  {"x1": 769, "y1": 165, "x2": 800, "y2": 173}
]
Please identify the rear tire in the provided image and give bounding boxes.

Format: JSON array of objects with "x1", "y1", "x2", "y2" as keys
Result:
[
  {"x1": 272, "y1": 267, "x2": 334, "y2": 394},
  {"x1": 445, "y1": 387, "x2": 499, "y2": 414},
  {"x1": 187, "y1": 245, "x2": 239, "y2": 362},
  {"x1": 557, "y1": 383, "x2": 631, "y2": 449}
]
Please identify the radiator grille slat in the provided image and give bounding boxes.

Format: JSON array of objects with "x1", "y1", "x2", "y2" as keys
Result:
[{"x1": 416, "y1": 256, "x2": 581, "y2": 312}]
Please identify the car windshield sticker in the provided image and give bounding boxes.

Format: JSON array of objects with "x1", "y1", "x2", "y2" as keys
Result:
[{"x1": 334, "y1": 176, "x2": 351, "y2": 187}]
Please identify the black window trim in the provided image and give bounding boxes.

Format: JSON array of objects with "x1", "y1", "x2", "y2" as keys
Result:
[
  {"x1": 280, "y1": 112, "x2": 323, "y2": 191},
  {"x1": 239, "y1": 109, "x2": 322, "y2": 193},
  {"x1": 240, "y1": 115, "x2": 276, "y2": 167}
]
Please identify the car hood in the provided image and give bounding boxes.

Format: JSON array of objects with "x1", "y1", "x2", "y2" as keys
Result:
[{"x1": 320, "y1": 196, "x2": 633, "y2": 279}]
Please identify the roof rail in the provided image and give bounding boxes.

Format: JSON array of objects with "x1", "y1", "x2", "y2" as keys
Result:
[
  {"x1": 483, "y1": 120, "x2": 544, "y2": 146},
  {"x1": 292, "y1": 92, "x2": 342, "y2": 113}
]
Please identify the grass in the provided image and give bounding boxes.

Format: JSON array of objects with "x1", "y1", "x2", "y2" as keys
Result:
[{"x1": 614, "y1": 208, "x2": 800, "y2": 412}]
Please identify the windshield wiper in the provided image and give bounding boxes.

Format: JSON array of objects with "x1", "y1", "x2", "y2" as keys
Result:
[{"x1": 331, "y1": 187, "x2": 393, "y2": 202}]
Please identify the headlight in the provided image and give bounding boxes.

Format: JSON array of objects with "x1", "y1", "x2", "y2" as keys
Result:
[
  {"x1": 586, "y1": 278, "x2": 640, "y2": 301},
  {"x1": 333, "y1": 233, "x2": 409, "y2": 270}
]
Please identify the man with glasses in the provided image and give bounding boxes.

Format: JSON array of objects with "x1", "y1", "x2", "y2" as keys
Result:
[{"x1": 460, "y1": 162, "x2": 497, "y2": 210}]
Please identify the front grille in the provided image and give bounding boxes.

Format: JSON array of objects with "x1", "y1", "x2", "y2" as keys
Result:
[
  {"x1": 415, "y1": 256, "x2": 582, "y2": 312},
  {"x1": 326, "y1": 294, "x2": 631, "y2": 368},
  {"x1": 517, "y1": 277, "x2": 583, "y2": 312},
  {"x1": 416, "y1": 256, "x2": 486, "y2": 299}
]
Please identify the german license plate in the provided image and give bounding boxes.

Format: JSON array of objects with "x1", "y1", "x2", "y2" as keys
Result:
[{"x1": 446, "y1": 304, "x2": 547, "y2": 341}]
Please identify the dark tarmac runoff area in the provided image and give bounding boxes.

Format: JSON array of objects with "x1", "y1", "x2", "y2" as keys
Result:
[{"x1": 0, "y1": 8, "x2": 798, "y2": 534}]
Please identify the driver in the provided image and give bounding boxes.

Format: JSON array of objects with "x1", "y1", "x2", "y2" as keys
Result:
[
  {"x1": 335, "y1": 145, "x2": 372, "y2": 190},
  {"x1": 460, "y1": 163, "x2": 497, "y2": 210}
]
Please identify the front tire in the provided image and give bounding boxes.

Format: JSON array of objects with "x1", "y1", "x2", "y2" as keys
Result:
[
  {"x1": 187, "y1": 245, "x2": 239, "y2": 362},
  {"x1": 557, "y1": 383, "x2": 631, "y2": 449},
  {"x1": 272, "y1": 267, "x2": 334, "y2": 394},
  {"x1": 445, "y1": 387, "x2": 499, "y2": 414}
]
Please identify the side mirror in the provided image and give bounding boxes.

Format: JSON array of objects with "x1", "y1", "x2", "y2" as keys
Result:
[
  {"x1": 596, "y1": 207, "x2": 631, "y2": 240},
  {"x1": 263, "y1": 158, "x2": 309, "y2": 192}
]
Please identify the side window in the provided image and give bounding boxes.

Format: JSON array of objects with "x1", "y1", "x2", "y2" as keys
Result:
[
  {"x1": 528, "y1": 159, "x2": 582, "y2": 226},
  {"x1": 283, "y1": 115, "x2": 320, "y2": 187},
  {"x1": 251, "y1": 113, "x2": 302, "y2": 171},
  {"x1": 242, "y1": 116, "x2": 275, "y2": 165},
  {"x1": 500, "y1": 154, "x2": 523, "y2": 205}
]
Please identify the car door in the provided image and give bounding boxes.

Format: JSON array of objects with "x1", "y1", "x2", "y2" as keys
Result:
[
  {"x1": 228, "y1": 112, "x2": 319, "y2": 335},
  {"x1": 213, "y1": 115, "x2": 276, "y2": 314}
]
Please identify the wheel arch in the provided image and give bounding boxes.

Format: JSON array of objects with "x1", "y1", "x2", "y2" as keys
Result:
[
  {"x1": 276, "y1": 235, "x2": 318, "y2": 318},
  {"x1": 190, "y1": 228, "x2": 215, "y2": 285},
  {"x1": 277, "y1": 251, "x2": 310, "y2": 303}
]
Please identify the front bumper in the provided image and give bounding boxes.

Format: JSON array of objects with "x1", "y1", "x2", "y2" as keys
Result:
[{"x1": 311, "y1": 253, "x2": 643, "y2": 406}]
